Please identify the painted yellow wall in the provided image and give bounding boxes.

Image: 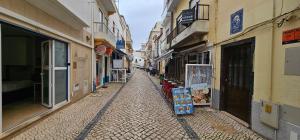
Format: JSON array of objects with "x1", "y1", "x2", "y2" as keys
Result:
[
  {"x1": 271, "y1": 10, "x2": 300, "y2": 107},
  {"x1": 214, "y1": 0, "x2": 300, "y2": 108}
]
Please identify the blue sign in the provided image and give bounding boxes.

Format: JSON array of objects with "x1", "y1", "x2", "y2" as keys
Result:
[
  {"x1": 116, "y1": 40, "x2": 125, "y2": 49},
  {"x1": 172, "y1": 88, "x2": 194, "y2": 115},
  {"x1": 230, "y1": 9, "x2": 243, "y2": 34}
]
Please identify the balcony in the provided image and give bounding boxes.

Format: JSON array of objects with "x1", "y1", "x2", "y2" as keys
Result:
[
  {"x1": 94, "y1": 22, "x2": 116, "y2": 48},
  {"x1": 26, "y1": 0, "x2": 89, "y2": 29},
  {"x1": 167, "y1": 4, "x2": 209, "y2": 48}
]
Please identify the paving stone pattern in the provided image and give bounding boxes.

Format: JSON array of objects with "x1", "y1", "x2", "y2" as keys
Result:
[
  {"x1": 11, "y1": 70, "x2": 265, "y2": 140},
  {"x1": 149, "y1": 74, "x2": 265, "y2": 140},
  {"x1": 10, "y1": 84, "x2": 123, "y2": 140},
  {"x1": 85, "y1": 70, "x2": 190, "y2": 140}
]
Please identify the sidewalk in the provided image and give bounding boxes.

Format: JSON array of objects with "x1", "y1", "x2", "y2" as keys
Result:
[
  {"x1": 148, "y1": 75, "x2": 264, "y2": 140},
  {"x1": 6, "y1": 83, "x2": 123, "y2": 140}
]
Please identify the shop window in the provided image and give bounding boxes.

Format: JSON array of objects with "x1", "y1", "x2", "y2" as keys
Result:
[
  {"x1": 188, "y1": 54, "x2": 197, "y2": 64},
  {"x1": 198, "y1": 53, "x2": 203, "y2": 64},
  {"x1": 203, "y1": 51, "x2": 210, "y2": 64}
]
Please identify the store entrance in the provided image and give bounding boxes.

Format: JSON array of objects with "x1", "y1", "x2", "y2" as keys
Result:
[
  {"x1": 104, "y1": 56, "x2": 108, "y2": 83},
  {"x1": 0, "y1": 23, "x2": 69, "y2": 131},
  {"x1": 221, "y1": 38, "x2": 254, "y2": 124}
]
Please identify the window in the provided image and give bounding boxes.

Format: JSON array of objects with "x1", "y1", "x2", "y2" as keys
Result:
[
  {"x1": 188, "y1": 54, "x2": 197, "y2": 64},
  {"x1": 197, "y1": 51, "x2": 210, "y2": 64},
  {"x1": 99, "y1": 9, "x2": 103, "y2": 23},
  {"x1": 113, "y1": 22, "x2": 115, "y2": 33},
  {"x1": 203, "y1": 51, "x2": 210, "y2": 64}
]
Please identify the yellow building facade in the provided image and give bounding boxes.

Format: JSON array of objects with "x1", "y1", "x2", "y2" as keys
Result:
[
  {"x1": 161, "y1": 0, "x2": 300, "y2": 139},
  {"x1": 213, "y1": 0, "x2": 300, "y2": 139}
]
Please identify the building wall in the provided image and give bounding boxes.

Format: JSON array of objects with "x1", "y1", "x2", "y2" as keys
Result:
[
  {"x1": 0, "y1": 0, "x2": 89, "y2": 43},
  {"x1": 71, "y1": 43, "x2": 92, "y2": 101},
  {"x1": 0, "y1": 0, "x2": 91, "y2": 101},
  {"x1": 213, "y1": 0, "x2": 300, "y2": 139}
]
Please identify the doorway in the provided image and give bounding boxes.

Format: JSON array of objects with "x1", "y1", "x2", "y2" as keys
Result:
[
  {"x1": 104, "y1": 56, "x2": 108, "y2": 83},
  {"x1": 221, "y1": 38, "x2": 255, "y2": 124},
  {"x1": 96, "y1": 55, "x2": 103, "y2": 86},
  {"x1": 0, "y1": 23, "x2": 69, "y2": 131}
]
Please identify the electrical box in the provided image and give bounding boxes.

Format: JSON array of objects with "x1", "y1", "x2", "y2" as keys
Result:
[
  {"x1": 259, "y1": 101, "x2": 279, "y2": 129},
  {"x1": 285, "y1": 47, "x2": 300, "y2": 76}
]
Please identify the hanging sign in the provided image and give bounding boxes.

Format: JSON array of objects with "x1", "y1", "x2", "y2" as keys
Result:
[
  {"x1": 282, "y1": 27, "x2": 300, "y2": 45},
  {"x1": 113, "y1": 59, "x2": 123, "y2": 69},
  {"x1": 185, "y1": 64, "x2": 212, "y2": 106},
  {"x1": 181, "y1": 9, "x2": 194, "y2": 26},
  {"x1": 95, "y1": 45, "x2": 106, "y2": 55},
  {"x1": 172, "y1": 87, "x2": 194, "y2": 115},
  {"x1": 105, "y1": 47, "x2": 113, "y2": 55},
  {"x1": 116, "y1": 40, "x2": 125, "y2": 49}
]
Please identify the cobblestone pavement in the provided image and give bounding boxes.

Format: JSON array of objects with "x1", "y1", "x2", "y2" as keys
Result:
[
  {"x1": 85, "y1": 70, "x2": 191, "y2": 140},
  {"x1": 149, "y1": 74, "x2": 265, "y2": 140},
  {"x1": 9, "y1": 84, "x2": 123, "y2": 140}
]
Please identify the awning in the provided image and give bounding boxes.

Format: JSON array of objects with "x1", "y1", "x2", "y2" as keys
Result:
[
  {"x1": 155, "y1": 49, "x2": 174, "y2": 62},
  {"x1": 114, "y1": 49, "x2": 127, "y2": 56}
]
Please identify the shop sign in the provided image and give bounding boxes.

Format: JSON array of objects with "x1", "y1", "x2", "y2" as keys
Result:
[
  {"x1": 116, "y1": 40, "x2": 125, "y2": 49},
  {"x1": 230, "y1": 9, "x2": 243, "y2": 34},
  {"x1": 185, "y1": 64, "x2": 212, "y2": 106},
  {"x1": 106, "y1": 47, "x2": 113, "y2": 55},
  {"x1": 181, "y1": 9, "x2": 194, "y2": 26},
  {"x1": 113, "y1": 59, "x2": 123, "y2": 69},
  {"x1": 95, "y1": 45, "x2": 106, "y2": 55},
  {"x1": 172, "y1": 88, "x2": 194, "y2": 115},
  {"x1": 283, "y1": 27, "x2": 300, "y2": 45}
]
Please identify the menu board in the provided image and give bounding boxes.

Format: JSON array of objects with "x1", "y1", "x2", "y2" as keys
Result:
[
  {"x1": 172, "y1": 88, "x2": 194, "y2": 115},
  {"x1": 185, "y1": 64, "x2": 212, "y2": 106}
]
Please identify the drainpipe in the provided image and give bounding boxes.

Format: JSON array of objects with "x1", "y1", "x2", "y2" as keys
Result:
[
  {"x1": 213, "y1": 0, "x2": 219, "y2": 109},
  {"x1": 271, "y1": 0, "x2": 277, "y2": 139},
  {"x1": 270, "y1": 0, "x2": 276, "y2": 102},
  {"x1": 91, "y1": 0, "x2": 96, "y2": 92}
]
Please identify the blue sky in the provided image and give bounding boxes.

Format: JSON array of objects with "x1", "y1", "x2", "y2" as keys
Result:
[{"x1": 118, "y1": 0, "x2": 164, "y2": 50}]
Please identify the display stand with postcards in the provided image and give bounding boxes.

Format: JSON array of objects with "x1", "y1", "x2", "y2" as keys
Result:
[
  {"x1": 185, "y1": 64, "x2": 213, "y2": 106},
  {"x1": 172, "y1": 87, "x2": 194, "y2": 115}
]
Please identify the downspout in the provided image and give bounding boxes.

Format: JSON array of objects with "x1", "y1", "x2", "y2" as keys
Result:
[
  {"x1": 213, "y1": 0, "x2": 219, "y2": 109},
  {"x1": 271, "y1": 0, "x2": 277, "y2": 139},
  {"x1": 91, "y1": 0, "x2": 95, "y2": 92},
  {"x1": 270, "y1": 0, "x2": 276, "y2": 102}
]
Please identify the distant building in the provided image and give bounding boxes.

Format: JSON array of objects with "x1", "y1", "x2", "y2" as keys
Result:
[{"x1": 133, "y1": 50, "x2": 145, "y2": 69}]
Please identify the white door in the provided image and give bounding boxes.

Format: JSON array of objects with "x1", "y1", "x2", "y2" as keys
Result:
[
  {"x1": 41, "y1": 40, "x2": 68, "y2": 107},
  {"x1": 41, "y1": 41, "x2": 52, "y2": 108},
  {"x1": 52, "y1": 40, "x2": 68, "y2": 106}
]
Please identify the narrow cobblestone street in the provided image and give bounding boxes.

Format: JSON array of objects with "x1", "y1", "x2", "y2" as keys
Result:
[
  {"x1": 8, "y1": 70, "x2": 265, "y2": 140},
  {"x1": 82, "y1": 70, "x2": 264, "y2": 140}
]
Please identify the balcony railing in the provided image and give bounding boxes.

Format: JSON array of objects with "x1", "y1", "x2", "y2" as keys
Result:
[
  {"x1": 167, "y1": 4, "x2": 209, "y2": 44},
  {"x1": 94, "y1": 22, "x2": 116, "y2": 43}
]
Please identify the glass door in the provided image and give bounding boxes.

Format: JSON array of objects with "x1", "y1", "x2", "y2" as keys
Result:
[
  {"x1": 41, "y1": 41, "x2": 52, "y2": 108},
  {"x1": 53, "y1": 40, "x2": 68, "y2": 105}
]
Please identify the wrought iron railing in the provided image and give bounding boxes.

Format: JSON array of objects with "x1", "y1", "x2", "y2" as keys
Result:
[{"x1": 167, "y1": 4, "x2": 209, "y2": 44}]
